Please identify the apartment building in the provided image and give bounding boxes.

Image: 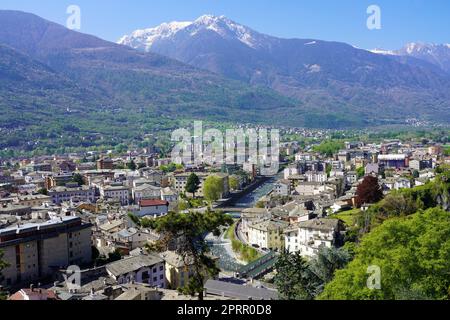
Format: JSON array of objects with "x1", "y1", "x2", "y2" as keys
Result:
[
  {"x1": 247, "y1": 219, "x2": 289, "y2": 251},
  {"x1": 0, "y1": 216, "x2": 92, "y2": 287},
  {"x1": 100, "y1": 185, "x2": 130, "y2": 206},
  {"x1": 284, "y1": 219, "x2": 344, "y2": 258},
  {"x1": 171, "y1": 172, "x2": 209, "y2": 195},
  {"x1": 105, "y1": 254, "x2": 166, "y2": 288},
  {"x1": 48, "y1": 185, "x2": 96, "y2": 205},
  {"x1": 14, "y1": 194, "x2": 52, "y2": 207},
  {"x1": 132, "y1": 184, "x2": 161, "y2": 204},
  {"x1": 44, "y1": 173, "x2": 74, "y2": 190}
]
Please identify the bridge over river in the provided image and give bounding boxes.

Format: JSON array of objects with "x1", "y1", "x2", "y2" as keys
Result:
[{"x1": 236, "y1": 251, "x2": 278, "y2": 280}]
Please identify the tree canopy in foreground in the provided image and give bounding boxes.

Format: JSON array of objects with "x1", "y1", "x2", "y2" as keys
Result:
[
  {"x1": 319, "y1": 208, "x2": 450, "y2": 300},
  {"x1": 148, "y1": 210, "x2": 233, "y2": 300}
]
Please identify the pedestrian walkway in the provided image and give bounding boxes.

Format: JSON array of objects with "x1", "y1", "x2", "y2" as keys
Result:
[{"x1": 236, "y1": 251, "x2": 278, "y2": 279}]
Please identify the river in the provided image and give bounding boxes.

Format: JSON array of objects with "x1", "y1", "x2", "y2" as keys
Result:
[{"x1": 207, "y1": 173, "x2": 281, "y2": 272}]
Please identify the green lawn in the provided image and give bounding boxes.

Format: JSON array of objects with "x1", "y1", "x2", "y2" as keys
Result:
[
  {"x1": 328, "y1": 208, "x2": 360, "y2": 226},
  {"x1": 225, "y1": 221, "x2": 261, "y2": 263}
]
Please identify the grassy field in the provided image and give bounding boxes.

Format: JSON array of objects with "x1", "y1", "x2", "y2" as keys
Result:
[
  {"x1": 328, "y1": 208, "x2": 360, "y2": 226},
  {"x1": 225, "y1": 221, "x2": 261, "y2": 263}
]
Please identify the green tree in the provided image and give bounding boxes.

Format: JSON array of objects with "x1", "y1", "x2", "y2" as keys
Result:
[
  {"x1": 138, "y1": 163, "x2": 147, "y2": 169},
  {"x1": 37, "y1": 188, "x2": 48, "y2": 195},
  {"x1": 149, "y1": 210, "x2": 233, "y2": 300},
  {"x1": 313, "y1": 141, "x2": 345, "y2": 158},
  {"x1": 326, "y1": 164, "x2": 332, "y2": 178},
  {"x1": 378, "y1": 192, "x2": 419, "y2": 218},
  {"x1": 0, "y1": 251, "x2": 9, "y2": 300},
  {"x1": 127, "y1": 213, "x2": 141, "y2": 226},
  {"x1": 107, "y1": 250, "x2": 122, "y2": 263},
  {"x1": 309, "y1": 247, "x2": 352, "y2": 291},
  {"x1": 185, "y1": 173, "x2": 201, "y2": 198},
  {"x1": 255, "y1": 201, "x2": 265, "y2": 209},
  {"x1": 319, "y1": 208, "x2": 450, "y2": 300},
  {"x1": 160, "y1": 163, "x2": 178, "y2": 173},
  {"x1": 72, "y1": 173, "x2": 84, "y2": 186},
  {"x1": 229, "y1": 175, "x2": 240, "y2": 191},
  {"x1": 203, "y1": 175, "x2": 224, "y2": 203},
  {"x1": 356, "y1": 166, "x2": 365, "y2": 179},
  {"x1": 444, "y1": 146, "x2": 450, "y2": 157},
  {"x1": 431, "y1": 165, "x2": 450, "y2": 211},
  {"x1": 127, "y1": 160, "x2": 137, "y2": 171},
  {"x1": 274, "y1": 251, "x2": 316, "y2": 300},
  {"x1": 274, "y1": 247, "x2": 351, "y2": 300}
]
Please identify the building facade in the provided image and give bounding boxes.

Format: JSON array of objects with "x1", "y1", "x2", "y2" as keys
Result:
[
  {"x1": 48, "y1": 186, "x2": 96, "y2": 205},
  {"x1": 0, "y1": 216, "x2": 92, "y2": 287},
  {"x1": 285, "y1": 219, "x2": 344, "y2": 258}
]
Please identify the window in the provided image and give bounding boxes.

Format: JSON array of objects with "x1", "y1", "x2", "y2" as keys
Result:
[{"x1": 142, "y1": 271, "x2": 149, "y2": 282}]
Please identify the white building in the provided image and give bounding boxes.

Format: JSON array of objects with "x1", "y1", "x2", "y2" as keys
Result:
[
  {"x1": 137, "y1": 200, "x2": 169, "y2": 218},
  {"x1": 109, "y1": 228, "x2": 154, "y2": 251},
  {"x1": 394, "y1": 178, "x2": 412, "y2": 190},
  {"x1": 100, "y1": 185, "x2": 130, "y2": 205},
  {"x1": 171, "y1": 172, "x2": 209, "y2": 194},
  {"x1": 295, "y1": 182, "x2": 326, "y2": 197},
  {"x1": 133, "y1": 184, "x2": 161, "y2": 204},
  {"x1": 160, "y1": 187, "x2": 178, "y2": 203},
  {"x1": 105, "y1": 254, "x2": 166, "y2": 288},
  {"x1": 273, "y1": 180, "x2": 291, "y2": 196},
  {"x1": 295, "y1": 153, "x2": 315, "y2": 162},
  {"x1": 305, "y1": 171, "x2": 327, "y2": 183},
  {"x1": 285, "y1": 219, "x2": 344, "y2": 258},
  {"x1": 346, "y1": 171, "x2": 358, "y2": 185},
  {"x1": 284, "y1": 167, "x2": 299, "y2": 180},
  {"x1": 48, "y1": 185, "x2": 96, "y2": 205},
  {"x1": 247, "y1": 219, "x2": 289, "y2": 251}
]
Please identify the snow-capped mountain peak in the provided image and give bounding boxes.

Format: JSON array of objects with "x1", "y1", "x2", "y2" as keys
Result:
[
  {"x1": 194, "y1": 14, "x2": 227, "y2": 25},
  {"x1": 118, "y1": 20, "x2": 192, "y2": 51},
  {"x1": 118, "y1": 14, "x2": 266, "y2": 51},
  {"x1": 369, "y1": 48, "x2": 397, "y2": 55},
  {"x1": 371, "y1": 42, "x2": 450, "y2": 73}
]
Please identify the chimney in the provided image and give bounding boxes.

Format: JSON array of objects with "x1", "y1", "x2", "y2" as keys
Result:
[{"x1": 30, "y1": 284, "x2": 35, "y2": 292}]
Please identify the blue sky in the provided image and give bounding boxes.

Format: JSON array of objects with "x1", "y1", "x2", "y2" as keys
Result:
[{"x1": 1, "y1": 0, "x2": 449, "y2": 49}]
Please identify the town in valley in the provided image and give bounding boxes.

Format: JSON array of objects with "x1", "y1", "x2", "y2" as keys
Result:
[{"x1": 0, "y1": 128, "x2": 448, "y2": 300}]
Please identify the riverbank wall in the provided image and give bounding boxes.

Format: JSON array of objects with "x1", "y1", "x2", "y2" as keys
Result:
[{"x1": 216, "y1": 176, "x2": 273, "y2": 208}]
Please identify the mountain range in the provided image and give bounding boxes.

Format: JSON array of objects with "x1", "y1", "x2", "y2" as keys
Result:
[
  {"x1": 372, "y1": 43, "x2": 450, "y2": 73},
  {"x1": 0, "y1": 10, "x2": 449, "y2": 154},
  {"x1": 119, "y1": 15, "x2": 450, "y2": 125},
  {"x1": 0, "y1": 10, "x2": 305, "y2": 153}
]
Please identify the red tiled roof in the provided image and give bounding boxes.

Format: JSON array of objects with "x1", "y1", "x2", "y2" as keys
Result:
[
  {"x1": 139, "y1": 199, "x2": 169, "y2": 207},
  {"x1": 8, "y1": 288, "x2": 59, "y2": 300}
]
